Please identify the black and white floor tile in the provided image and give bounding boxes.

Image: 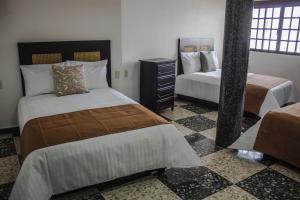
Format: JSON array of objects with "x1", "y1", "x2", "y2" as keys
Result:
[{"x1": 0, "y1": 99, "x2": 300, "y2": 200}]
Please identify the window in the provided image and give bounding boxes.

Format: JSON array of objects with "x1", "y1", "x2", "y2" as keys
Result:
[{"x1": 250, "y1": 1, "x2": 300, "y2": 55}]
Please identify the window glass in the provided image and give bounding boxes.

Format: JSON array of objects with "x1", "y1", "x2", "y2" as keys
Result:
[
  {"x1": 270, "y1": 41, "x2": 277, "y2": 50},
  {"x1": 258, "y1": 30, "x2": 264, "y2": 39},
  {"x1": 257, "y1": 40, "x2": 263, "y2": 49},
  {"x1": 293, "y1": 6, "x2": 300, "y2": 17},
  {"x1": 284, "y1": 7, "x2": 293, "y2": 18},
  {"x1": 272, "y1": 19, "x2": 279, "y2": 29},
  {"x1": 250, "y1": 39, "x2": 256, "y2": 49},
  {"x1": 266, "y1": 8, "x2": 273, "y2": 18},
  {"x1": 290, "y1": 30, "x2": 298, "y2": 41},
  {"x1": 264, "y1": 30, "x2": 271, "y2": 39},
  {"x1": 288, "y1": 42, "x2": 296, "y2": 52},
  {"x1": 259, "y1": 19, "x2": 265, "y2": 28},
  {"x1": 283, "y1": 19, "x2": 291, "y2": 29},
  {"x1": 260, "y1": 8, "x2": 266, "y2": 18},
  {"x1": 251, "y1": 29, "x2": 257, "y2": 38},
  {"x1": 251, "y1": 3, "x2": 300, "y2": 54},
  {"x1": 263, "y1": 40, "x2": 270, "y2": 50},
  {"x1": 253, "y1": 9, "x2": 259, "y2": 18},
  {"x1": 281, "y1": 30, "x2": 289, "y2": 40},
  {"x1": 280, "y1": 41, "x2": 288, "y2": 51},
  {"x1": 274, "y1": 7, "x2": 281, "y2": 18},
  {"x1": 297, "y1": 43, "x2": 300, "y2": 53},
  {"x1": 252, "y1": 19, "x2": 258, "y2": 28},
  {"x1": 271, "y1": 30, "x2": 278, "y2": 40},
  {"x1": 291, "y1": 18, "x2": 299, "y2": 29}
]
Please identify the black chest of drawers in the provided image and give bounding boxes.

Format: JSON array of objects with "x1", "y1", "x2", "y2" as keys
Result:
[{"x1": 140, "y1": 58, "x2": 176, "y2": 112}]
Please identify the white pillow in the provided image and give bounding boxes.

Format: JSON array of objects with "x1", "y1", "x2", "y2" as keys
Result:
[
  {"x1": 67, "y1": 60, "x2": 109, "y2": 89},
  {"x1": 181, "y1": 52, "x2": 201, "y2": 74},
  {"x1": 20, "y1": 62, "x2": 67, "y2": 97}
]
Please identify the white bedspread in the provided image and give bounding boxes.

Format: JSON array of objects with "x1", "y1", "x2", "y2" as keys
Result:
[
  {"x1": 175, "y1": 69, "x2": 297, "y2": 117},
  {"x1": 10, "y1": 89, "x2": 200, "y2": 200}
]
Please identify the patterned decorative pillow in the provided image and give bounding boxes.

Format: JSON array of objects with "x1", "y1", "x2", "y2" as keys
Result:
[
  {"x1": 52, "y1": 65, "x2": 89, "y2": 97},
  {"x1": 200, "y1": 51, "x2": 220, "y2": 72}
]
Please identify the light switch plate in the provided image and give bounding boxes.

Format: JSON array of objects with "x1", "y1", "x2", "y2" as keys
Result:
[
  {"x1": 115, "y1": 71, "x2": 120, "y2": 79},
  {"x1": 124, "y1": 70, "x2": 128, "y2": 78}
]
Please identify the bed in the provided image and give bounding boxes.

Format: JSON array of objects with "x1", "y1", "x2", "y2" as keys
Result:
[
  {"x1": 230, "y1": 103, "x2": 300, "y2": 168},
  {"x1": 176, "y1": 38, "x2": 297, "y2": 117},
  {"x1": 10, "y1": 41, "x2": 200, "y2": 200}
]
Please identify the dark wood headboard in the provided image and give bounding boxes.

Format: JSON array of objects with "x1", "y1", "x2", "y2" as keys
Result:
[
  {"x1": 177, "y1": 38, "x2": 214, "y2": 75},
  {"x1": 18, "y1": 40, "x2": 111, "y2": 95}
]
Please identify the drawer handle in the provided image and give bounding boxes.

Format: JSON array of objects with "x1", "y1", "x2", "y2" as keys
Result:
[
  {"x1": 157, "y1": 86, "x2": 174, "y2": 91},
  {"x1": 158, "y1": 74, "x2": 175, "y2": 79},
  {"x1": 158, "y1": 82, "x2": 173, "y2": 87},
  {"x1": 158, "y1": 93, "x2": 173, "y2": 99},
  {"x1": 157, "y1": 96, "x2": 173, "y2": 103},
  {"x1": 159, "y1": 64, "x2": 175, "y2": 68},
  {"x1": 158, "y1": 71, "x2": 174, "y2": 75}
]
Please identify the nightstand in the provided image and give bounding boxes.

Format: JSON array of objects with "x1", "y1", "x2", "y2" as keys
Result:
[{"x1": 140, "y1": 58, "x2": 176, "y2": 112}]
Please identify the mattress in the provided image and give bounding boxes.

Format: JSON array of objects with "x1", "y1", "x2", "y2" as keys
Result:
[
  {"x1": 175, "y1": 69, "x2": 296, "y2": 117},
  {"x1": 230, "y1": 103, "x2": 300, "y2": 168},
  {"x1": 11, "y1": 88, "x2": 200, "y2": 200}
]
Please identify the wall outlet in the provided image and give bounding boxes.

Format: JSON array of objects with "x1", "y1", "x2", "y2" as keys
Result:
[
  {"x1": 124, "y1": 70, "x2": 128, "y2": 78},
  {"x1": 115, "y1": 71, "x2": 120, "y2": 79}
]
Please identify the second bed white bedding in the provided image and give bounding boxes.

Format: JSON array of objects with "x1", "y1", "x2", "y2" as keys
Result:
[
  {"x1": 175, "y1": 69, "x2": 296, "y2": 117},
  {"x1": 11, "y1": 89, "x2": 200, "y2": 200}
]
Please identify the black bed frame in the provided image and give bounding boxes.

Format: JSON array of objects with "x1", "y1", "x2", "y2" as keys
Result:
[
  {"x1": 18, "y1": 40, "x2": 112, "y2": 96},
  {"x1": 177, "y1": 39, "x2": 184, "y2": 76}
]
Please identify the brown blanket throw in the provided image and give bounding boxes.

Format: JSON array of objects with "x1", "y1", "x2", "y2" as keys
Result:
[
  {"x1": 21, "y1": 104, "x2": 168, "y2": 161},
  {"x1": 245, "y1": 74, "x2": 287, "y2": 114},
  {"x1": 254, "y1": 103, "x2": 300, "y2": 168}
]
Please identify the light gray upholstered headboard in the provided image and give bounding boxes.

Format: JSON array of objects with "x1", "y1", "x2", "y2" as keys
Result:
[{"x1": 177, "y1": 38, "x2": 214, "y2": 75}]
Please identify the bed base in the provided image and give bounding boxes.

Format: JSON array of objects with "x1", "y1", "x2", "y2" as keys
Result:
[
  {"x1": 53, "y1": 168, "x2": 165, "y2": 197},
  {"x1": 177, "y1": 94, "x2": 219, "y2": 110}
]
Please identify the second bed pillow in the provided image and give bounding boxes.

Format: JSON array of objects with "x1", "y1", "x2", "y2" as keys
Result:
[
  {"x1": 181, "y1": 52, "x2": 201, "y2": 74},
  {"x1": 200, "y1": 51, "x2": 219, "y2": 72}
]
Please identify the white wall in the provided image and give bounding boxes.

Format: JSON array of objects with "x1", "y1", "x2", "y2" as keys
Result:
[
  {"x1": 0, "y1": 0, "x2": 226, "y2": 128},
  {"x1": 120, "y1": 0, "x2": 226, "y2": 100},
  {"x1": 2, "y1": 0, "x2": 299, "y2": 129},
  {"x1": 249, "y1": 52, "x2": 300, "y2": 98},
  {"x1": 0, "y1": 0, "x2": 122, "y2": 128}
]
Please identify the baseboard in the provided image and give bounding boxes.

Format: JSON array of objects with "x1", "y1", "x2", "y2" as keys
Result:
[{"x1": 0, "y1": 127, "x2": 20, "y2": 136}]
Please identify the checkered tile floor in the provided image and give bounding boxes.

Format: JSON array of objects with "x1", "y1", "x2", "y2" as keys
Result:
[{"x1": 1, "y1": 99, "x2": 300, "y2": 200}]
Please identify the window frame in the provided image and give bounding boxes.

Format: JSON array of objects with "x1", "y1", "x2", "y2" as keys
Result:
[{"x1": 251, "y1": 0, "x2": 300, "y2": 56}]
